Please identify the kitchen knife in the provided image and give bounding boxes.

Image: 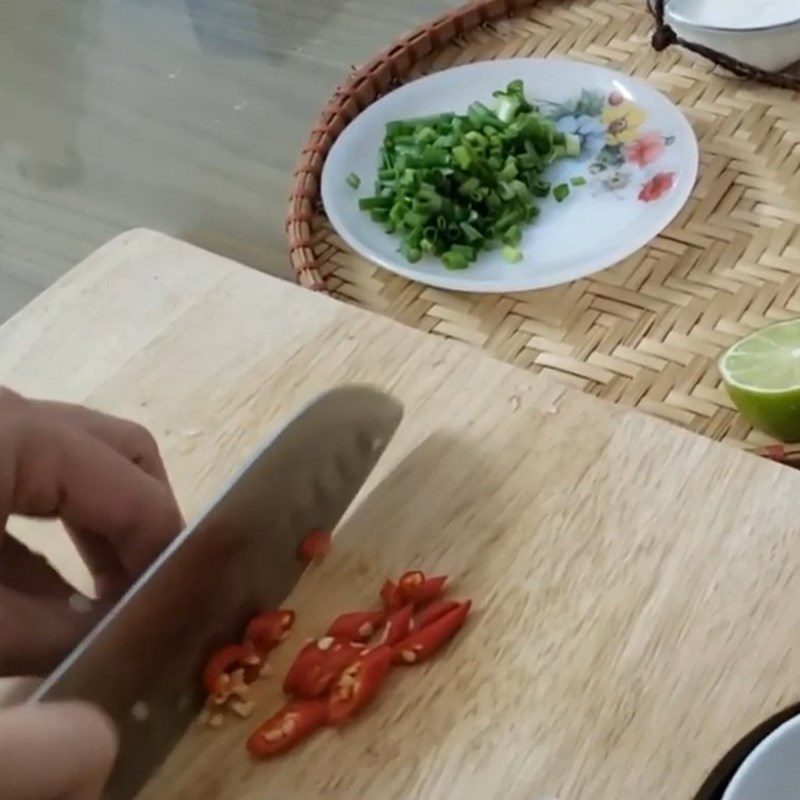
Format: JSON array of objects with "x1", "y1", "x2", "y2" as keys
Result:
[{"x1": 31, "y1": 384, "x2": 403, "y2": 800}]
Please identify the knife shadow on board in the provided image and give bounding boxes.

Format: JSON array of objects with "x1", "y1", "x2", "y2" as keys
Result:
[
  {"x1": 276, "y1": 431, "x2": 503, "y2": 623},
  {"x1": 137, "y1": 432, "x2": 505, "y2": 800}
]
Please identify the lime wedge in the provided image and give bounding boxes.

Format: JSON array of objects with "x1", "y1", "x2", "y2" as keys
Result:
[{"x1": 720, "y1": 319, "x2": 800, "y2": 441}]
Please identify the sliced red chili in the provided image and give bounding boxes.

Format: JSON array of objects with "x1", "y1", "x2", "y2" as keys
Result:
[
  {"x1": 283, "y1": 637, "x2": 364, "y2": 698},
  {"x1": 202, "y1": 644, "x2": 259, "y2": 697},
  {"x1": 244, "y1": 609, "x2": 295, "y2": 655},
  {"x1": 392, "y1": 600, "x2": 471, "y2": 665},
  {"x1": 413, "y1": 575, "x2": 448, "y2": 604},
  {"x1": 246, "y1": 699, "x2": 328, "y2": 758},
  {"x1": 379, "y1": 604, "x2": 413, "y2": 646},
  {"x1": 399, "y1": 570, "x2": 448, "y2": 606},
  {"x1": 326, "y1": 610, "x2": 385, "y2": 642},
  {"x1": 398, "y1": 570, "x2": 424, "y2": 597},
  {"x1": 380, "y1": 579, "x2": 403, "y2": 612},
  {"x1": 415, "y1": 599, "x2": 460, "y2": 630},
  {"x1": 328, "y1": 645, "x2": 393, "y2": 725},
  {"x1": 297, "y1": 529, "x2": 332, "y2": 564}
]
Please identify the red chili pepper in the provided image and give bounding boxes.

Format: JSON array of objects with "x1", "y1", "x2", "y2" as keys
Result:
[
  {"x1": 379, "y1": 604, "x2": 413, "y2": 646},
  {"x1": 398, "y1": 570, "x2": 448, "y2": 606},
  {"x1": 244, "y1": 609, "x2": 295, "y2": 655},
  {"x1": 326, "y1": 611, "x2": 385, "y2": 642},
  {"x1": 246, "y1": 699, "x2": 328, "y2": 758},
  {"x1": 380, "y1": 579, "x2": 403, "y2": 612},
  {"x1": 398, "y1": 570, "x2": 424, "y2": 597},
  {"x1": 202, "y1": 644, "x2": 259, "y2": 696},
  {"x1": 297, "y1": 529, "x2": 332, "y2": 564},
  {"x1": 392, "y1": 600, "x2": 471, "y2": 665},
  {"x1": 283, "y1": 637, "x2": 364, "y2": 698},
  {"x1": 415, "y1": 599, "x2": 460, "y2": 630},
  {"x1": 327, "y1": 645, "x2": 393, "y2": 725}
]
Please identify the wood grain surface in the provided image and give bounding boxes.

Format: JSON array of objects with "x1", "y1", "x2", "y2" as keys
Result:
[
  {"x1": 0, "y1": 0, "x2": 459, "y2": 322},
  {"x1": 1, "y1": 230, "x2": 800, "y2": 799}
]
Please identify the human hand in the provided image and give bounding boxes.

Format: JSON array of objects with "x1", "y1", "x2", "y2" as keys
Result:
[
  {"x1": 0, "y1": 388, "x2": 184, "y2": 676},
  {"x1": 0, "y1": 702, "x2": 117, "y2": 800}
]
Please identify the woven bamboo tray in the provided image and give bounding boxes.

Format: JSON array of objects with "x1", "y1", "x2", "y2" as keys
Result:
[{"x1": 287, "y1": 0, "x2": 800, "y2": 464}]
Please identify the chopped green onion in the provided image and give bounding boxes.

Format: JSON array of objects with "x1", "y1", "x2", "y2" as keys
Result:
[
  {"x1": 357, "y1": 79, "x2": 579, "y2": 270},
  {"x1": 442, "y1": 250, "x2": 470, "y2": 270},
  {"x1": 553, "y1": 183, "x2": 571, "y2": 203},
  {"x1": 460, "y1": 222, "x2": 484, "y2": 244},
  {"x1": 564, "y1": 133, "x2": 581, "y2": 157},
  {"x1": 346, "y1": 172, "x2": 361, "y2": 189},
  {"x1": 358, "y1": 196, "x2": 393, "y2": 211},
  {"x1": 570, "y1": 175, "x2": 587, "y2": 186},
  {"x1": 452, "y1": 145, "x2": 473, "y2": 170},
  {"x1": 503, "y1": 225, "x2": 522, "y2": 247},
  {"x1": 451, "y1": 243, "x2": 477, "y2": 262},
  {"x1": 532, "y1": 180, "x2": 551, "y2": 198}
]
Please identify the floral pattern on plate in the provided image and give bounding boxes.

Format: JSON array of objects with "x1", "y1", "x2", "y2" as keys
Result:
[
  {"x1": 321, "y1": 58, "x2": 699, "y2": 293},
  {"x1": 541, "y1": 88, "x2": 677, "y2": 203}
]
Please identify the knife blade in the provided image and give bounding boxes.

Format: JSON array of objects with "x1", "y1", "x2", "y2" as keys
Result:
[{"x1": 31, "y1": 384, "x2": 403, "y2": 799}]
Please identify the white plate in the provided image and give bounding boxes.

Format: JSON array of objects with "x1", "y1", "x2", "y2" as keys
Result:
[
  {"x1": 723, "y1": 714, "x2": 800, "y2": 800},
  {"x1": 321, "y1": 58, "x2": 699, "y2": 293}
]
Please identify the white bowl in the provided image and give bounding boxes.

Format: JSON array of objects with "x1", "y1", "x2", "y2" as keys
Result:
[
  {"x1": 723, "y1": 714, "x2": 800, "y2": 800},
  {"x1": 666, "y1": 0, "x2": 800, "y2": 72}
]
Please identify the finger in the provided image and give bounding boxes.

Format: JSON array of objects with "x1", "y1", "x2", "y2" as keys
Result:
[
  {"x1": 0, "y1": 417, "x2": 183, "y2": 580},
  {"x1": 0, "y1": 532, "x2": 75, "y2": 599},
  {"x1": 29, "y1": 399, "x2": 173, "y2": 486},
  {"x1": 0, "y1": 702, "x2": 117, "y2": 800},
  {"x1": 64, "y1": 528, "x2": 128, "y2": 600},
  {"x1": 0, "y1": 532, "x2": 105, "y2": 676},
  {"x1": 0, "y1": 582, "x2": 104, "y2": 676}
]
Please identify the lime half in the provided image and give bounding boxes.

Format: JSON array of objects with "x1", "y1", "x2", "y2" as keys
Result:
[{"x1": 720, "y1": 319, "x2": 800, "y2": 441}]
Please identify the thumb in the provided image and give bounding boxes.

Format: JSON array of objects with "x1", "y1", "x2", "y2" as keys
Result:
[{"x1": 0, "y1": 702, "x2": 117, "y2": 800}]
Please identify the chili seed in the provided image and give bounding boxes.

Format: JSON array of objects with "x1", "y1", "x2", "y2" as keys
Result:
[
  {"x1": 230, "y1": 671, "x2": 249, "y2": 699},
  {"x1": 282, "y1": 716, "x2": 298, "y2": 734},
  {"x1": 358, "y1": 622, "x2": 374, "y2": 638},
  {"x1": 401, "y1": 650, "x2": 417, "y2": 663},
  {"x1": 317, "y1": 636, "x2": 335, "y2": 651},
  {"x1": 263, "y1": 728, "x2": 284, "y2": 742},
  {"x1": 230, "y1": 699, "x2": 255, "y2": 719},
  {"x1": 338, "y1": 685, "x2": 354, "y2": 700}
]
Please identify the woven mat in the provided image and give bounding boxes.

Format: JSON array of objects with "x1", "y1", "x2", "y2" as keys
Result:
[{"x1": 288, "y1": 0, "x2": 800, "y2": 459}]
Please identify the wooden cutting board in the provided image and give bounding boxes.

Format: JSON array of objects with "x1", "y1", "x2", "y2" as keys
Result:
[{"x1": 1, "y1": 229, "x2": 800, "y2": 800}]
